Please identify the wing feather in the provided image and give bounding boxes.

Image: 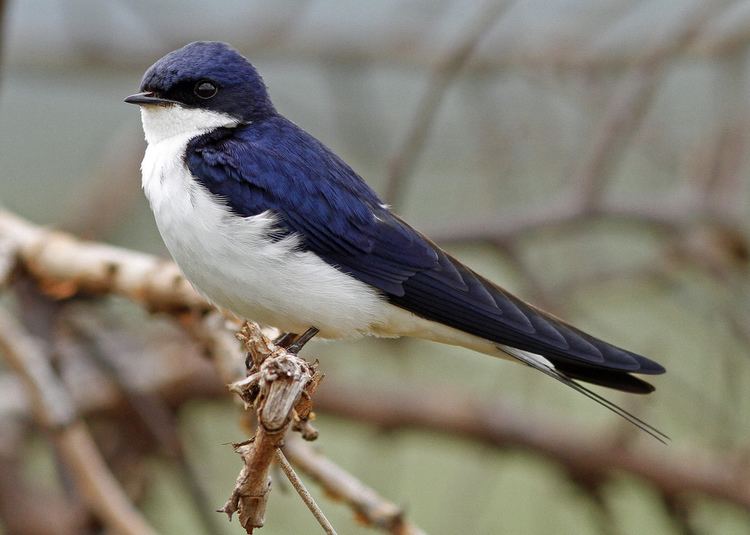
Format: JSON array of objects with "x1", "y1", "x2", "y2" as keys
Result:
[{"x1": 186, "y1": 119, "x2": 666, "y2": 389}]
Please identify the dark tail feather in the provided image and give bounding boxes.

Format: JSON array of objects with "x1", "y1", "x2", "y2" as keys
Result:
[
  {"x1": 500, "y1": 346, "x2": 669, "y2": 444},
  {"x1": 552, "y1": 362, "x2": 656, "y2": 394}
]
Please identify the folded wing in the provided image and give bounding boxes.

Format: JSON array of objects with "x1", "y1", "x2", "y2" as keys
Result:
[{"x1": 186, "y1": 120, "x2": 666, "y2": 397}]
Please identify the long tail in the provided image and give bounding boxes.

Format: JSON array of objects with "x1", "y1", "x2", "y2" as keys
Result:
[{"x1": 500, "y1": 345, "x2": 669, "y2": 444}]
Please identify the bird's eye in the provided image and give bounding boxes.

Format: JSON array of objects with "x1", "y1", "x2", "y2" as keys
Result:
[{"x1": 194, "y1": 81, "x2": 218, "y2": 99}]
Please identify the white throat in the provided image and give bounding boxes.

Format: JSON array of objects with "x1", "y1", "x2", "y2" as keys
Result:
[{"x1": 139, "y1": 104, "x2": 240, "y2": 145}]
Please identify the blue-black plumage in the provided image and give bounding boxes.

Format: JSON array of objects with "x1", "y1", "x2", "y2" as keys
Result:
[{"x1": 126, "y1": 41, "x2": 667, "y2": 440}]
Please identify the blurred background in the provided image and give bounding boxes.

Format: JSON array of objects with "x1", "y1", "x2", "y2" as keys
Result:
[{"x1": 1, "y1": 1, "x2": 750, "y2": 534}]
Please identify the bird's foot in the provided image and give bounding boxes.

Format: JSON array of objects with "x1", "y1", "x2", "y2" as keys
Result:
[
  {"x1": 285, "y1": 326, "x2": 319, "y2": 354},
  {"x1": 273, "y1": 332, "x2": 298, "y2": 349},
  {"x1": 242, "y1": 328, "x2": 319, "y2": 371},
  {"x1": 244, "y1": 330, "x2": 298, "y2": 370}
]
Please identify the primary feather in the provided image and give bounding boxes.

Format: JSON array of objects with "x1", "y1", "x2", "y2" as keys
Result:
[
  {"x1": 185, "y1": 117, "x2": 665, "y2": 394},
  {"x1": 132, "y1": 41, "x2": 667, "y2": 440}
]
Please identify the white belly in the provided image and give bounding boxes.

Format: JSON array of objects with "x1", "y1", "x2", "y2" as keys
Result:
[
  {"x1": 136, "y1": 106, "x2": 512, "y2": 355},
  {"x1": 140, "y1": 131, "x2": 391, "y2": 338}
]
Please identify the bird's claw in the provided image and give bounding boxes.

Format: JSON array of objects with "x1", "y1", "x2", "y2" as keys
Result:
[
  {"x1": 285, "y1": 326, "x2": 319, "y2": 354},
  {"x1": 273, "y1": 332, "x2": 298, "y2": 348}
]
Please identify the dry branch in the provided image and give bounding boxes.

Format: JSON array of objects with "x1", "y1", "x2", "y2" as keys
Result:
[
  {"x1": 283, "y1": 438, "x2": 429, "y2": 535},
  {"x1": 60, "y1": 2, "x2": 750, "y2": 74},
  {"x1": 3, "y1": 209, "x2": 750, "y2": 507},
  {"x1": 274, "y1": 449, "x2": 338, "y2": 535},
  {"x1": 0, "y1": 456, "x2": 87, "y2": 535},
  {"x1": 5, "y1": 336, "x2": 750, "y2": 517},
  {"x1": 219, "y1": 322, "x2": 325, "y2": 533},
  {"x1": 0, "y1": 309, "x2": 158, "y2": 535},
  {"x1": 0, "y1": 209, "x2": 205, "y2": 312},
  {"x1": 424, "y1": 194, "x2": 697, "y2": 245},
  {"x1": 572, "y1": 0, "x2": 731, "y2": 207},
  {"x1": 63, "y1": 308, "x2": 229, "y2": 535},
  {"x1": 384, "y1": 0, "x2": 514, "y2": 204},
  {"x1": 313, "y1": 380, "x2": 750, "y2": 510},
  {"x1": 0, "y1": 197, "x2": 700, "y2": 304},
  {"x1": 0, "y1": 234, "x2": 17, "y2": 287},
  {"x1": 2, "y1": 209, "x2": 750, "y2": 513}
]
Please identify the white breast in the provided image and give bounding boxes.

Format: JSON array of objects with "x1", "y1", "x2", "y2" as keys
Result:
[
  {"x1": 137, "y1": 105, "x2": 519, "y2": 359},
  {"x1": 139, "y1": 105, "x2": 389, "y2": 338}
]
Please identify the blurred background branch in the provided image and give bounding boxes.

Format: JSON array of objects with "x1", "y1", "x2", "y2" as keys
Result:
[
  {"x1": 384, "y1": 0, "x2": 515, "y2": 205},
  {"x1": 1, "y1": 1, "x2": 750, "y2": 534},
  {"x1": 1, "y1": 210, "x2": 749, "y2": 533}
]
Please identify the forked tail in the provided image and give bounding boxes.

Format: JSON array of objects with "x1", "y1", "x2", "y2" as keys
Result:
[{"x1": 500, "y1": 345, "x2": 669, "y2": 444}]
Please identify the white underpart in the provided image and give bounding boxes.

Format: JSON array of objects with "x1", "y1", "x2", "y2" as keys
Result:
[
  {"x1": 140, "y1": 104, "x2": 240, "y2": 145},
  {"x1": 137, "y1": 104, "x2": 548, "y2": 365},
  {"x1": 498, "y1": 345, "x2": 557, "y2": 371}
]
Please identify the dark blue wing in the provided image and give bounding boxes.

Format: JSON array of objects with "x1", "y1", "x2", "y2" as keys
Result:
[
  {"x1": 186, "y1": 119, "x2": 437, "y2": 296},
  {"x1": 186, "y1": 118, "x2": 665, "y2": 392}
]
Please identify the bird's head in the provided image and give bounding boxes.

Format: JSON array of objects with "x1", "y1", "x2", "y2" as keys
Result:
[{"x1": 125, "y1": 41, "x2": 275, "y2": 144}]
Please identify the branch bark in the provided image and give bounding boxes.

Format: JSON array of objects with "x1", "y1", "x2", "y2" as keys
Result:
[
  {"x1": 2, "y1": 209, "x2": 749, "y2": 519},
  {"x1": 5, "y1": 343, "x2": 749, "y2": 515},
  {"x1": 0, "y1": 209, "x2": 205, "y2": 312},
  {"x1": 283, "y1": 438, "x2": 429, "y2": 535},
  {"x1": 0, "y1": 309, "x2": 158, "y2": 535},
  {"x1": 313, "y1": 380, "x2": 750, "y2": 510},
  {"x1": 218, "y1": 322, "x2": 324, "y2": 533},
  {"x1": 275, "y1": 449, "x2": 338, "y2": 535}
]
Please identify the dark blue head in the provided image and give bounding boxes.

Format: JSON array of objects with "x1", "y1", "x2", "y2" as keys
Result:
[{"x1": 125, "y1": 41, "x2": 275, "y2": 122}]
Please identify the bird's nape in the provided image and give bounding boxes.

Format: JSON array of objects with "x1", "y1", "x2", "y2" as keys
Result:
[{"x1": 128, "y1": 40, "x2": 667, "y2": 442}]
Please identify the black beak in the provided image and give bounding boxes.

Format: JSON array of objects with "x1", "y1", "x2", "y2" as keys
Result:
[{"x1": 124, "y1": 92, "x2": 177, "y2": 106}]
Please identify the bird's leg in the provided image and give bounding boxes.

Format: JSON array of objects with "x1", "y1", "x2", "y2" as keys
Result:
[
  {"x1": 245, "y1": 333, "x2": 297, "y2": 374},
  {"x1": 273, "y1": 332, "x2": 298, "y2": 349},
  {"x1": 245, "y1": 332, "x2": 298, "y2": 370},
  {"x1": 243, "y1": 328, "x2": 318, "y2": 370},
  {"x1": 285, "y1": 326, "x2": 319, "y2": 354}
]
